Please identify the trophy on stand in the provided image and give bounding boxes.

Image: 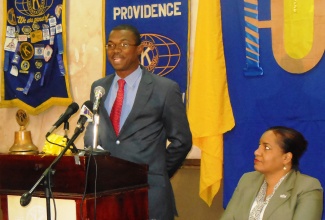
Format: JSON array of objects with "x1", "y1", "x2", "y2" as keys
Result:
[{"x1": 9, "y1": 109, "x2": 39, "y2": 155}]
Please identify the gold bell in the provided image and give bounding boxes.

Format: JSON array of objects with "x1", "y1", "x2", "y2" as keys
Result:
[{"x1": 9, "y1": 109, "x2": 39, "y2": 155}]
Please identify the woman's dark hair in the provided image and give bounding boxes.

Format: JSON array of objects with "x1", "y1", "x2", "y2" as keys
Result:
[
  {"x1": 111, "y1": 24, "x2": 142, "y2": 45},
  {"x1": 267, "y1": 126, "x2": 307, "y2": 171}
]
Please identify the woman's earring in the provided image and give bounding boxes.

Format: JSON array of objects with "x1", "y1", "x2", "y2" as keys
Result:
[{"x1": 283, "y1": 166, "x2": 287, "y2": 170}]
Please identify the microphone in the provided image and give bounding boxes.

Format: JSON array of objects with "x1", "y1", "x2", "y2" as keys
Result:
[
  {"x1": 93, "y1": 86, "x2": 105, "y2": 114},
  {"x1": 20, "y1": 192, "x2": 32, "y2": 206},
  {"x1": 46, "y1": 102, "x2": 79, "y2": 137},
  {"x1": 74, "y1": 100, "x2": 93, "y2": 133}
]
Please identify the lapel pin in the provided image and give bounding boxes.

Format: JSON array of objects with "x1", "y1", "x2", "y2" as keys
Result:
[{"x1": 280, "y1": 194, "x2": 287, "y2": 198}]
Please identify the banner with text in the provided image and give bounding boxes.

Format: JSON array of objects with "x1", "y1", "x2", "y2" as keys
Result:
[
  {"x1": 104, "y1": 0, "x2": 189, "y2": 93},
  {"x1": 221, "y1": 0, "x2": 325, "y2": 216}
]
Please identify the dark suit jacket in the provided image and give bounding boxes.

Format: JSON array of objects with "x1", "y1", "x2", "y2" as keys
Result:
[
  {"x1": 221, "y1": 171, "x2": 323, "y2": 220},
  {"x1": 84, "y1": 66, "x2": 192, "y2": 220}
]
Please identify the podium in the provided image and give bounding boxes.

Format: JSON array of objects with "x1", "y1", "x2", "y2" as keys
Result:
[{"x1": 0, "y1": 153, "x2": 148, "y2": 220}]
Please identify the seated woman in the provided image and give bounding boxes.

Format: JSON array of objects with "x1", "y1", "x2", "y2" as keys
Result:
[{"x1": 221, "y1": 126, "x2": 323, "y2": 220}]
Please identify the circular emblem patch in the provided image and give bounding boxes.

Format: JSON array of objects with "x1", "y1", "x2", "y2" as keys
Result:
[{"x1": 20, "y1": 42, "x2": 34, "y2": 60}]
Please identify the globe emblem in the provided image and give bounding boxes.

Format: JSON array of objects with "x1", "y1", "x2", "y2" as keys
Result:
[
  {"x1": 140, "y1": 34, "x2": 181, "y2": 76},
  {"x1": 15, "y1": 0, "x2": 54, "y2": 17}
]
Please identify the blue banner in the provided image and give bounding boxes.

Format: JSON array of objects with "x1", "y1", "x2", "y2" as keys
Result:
[
  {"x1": 221, "y1": 0, "x2": 325, "y2": 217},
  {"x1": 104, "y1": 0, "x2": 189, "y2": 93},
  {"x1": 1, "y1": 0, "x2": 72, "y2": 115}
]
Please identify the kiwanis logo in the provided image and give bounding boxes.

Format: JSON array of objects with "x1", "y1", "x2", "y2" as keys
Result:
[
  {"x1": 140, "y1": 34, "x2": 181, "y2": 77},
  {"x1": 15, "y1": 0, "x2": 54, "y2": 17}
]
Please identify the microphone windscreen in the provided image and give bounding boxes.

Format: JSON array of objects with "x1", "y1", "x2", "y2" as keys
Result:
[
  {"x1": 94, "y1": 86, "x2": 105, "y2": 98},
  {"x1": 68, "y1": 102, "x2": 79, "y2": 115}
]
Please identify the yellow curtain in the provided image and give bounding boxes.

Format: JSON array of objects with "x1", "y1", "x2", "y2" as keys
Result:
[{"x1": 188, "y1": 0, "x2": 235, "y2": 206}]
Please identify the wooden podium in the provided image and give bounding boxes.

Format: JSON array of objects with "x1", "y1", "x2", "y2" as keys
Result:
[{"x1": 0, "y1": 153, "x2": 148, "y2": 220}]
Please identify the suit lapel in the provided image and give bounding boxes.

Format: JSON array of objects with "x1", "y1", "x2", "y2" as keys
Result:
[
  {"x1": 119, "y1": 69, "x2": 153, "y2": 138},
  {"x1": 244, "y1": 173, "x2": 265, "y2": 217},
  {"x1": 98, "y1": 75, "x2": 116, "y2": 138},
  {"x1": 262, "y1": 171, "x2": 296, "y2": 219}
]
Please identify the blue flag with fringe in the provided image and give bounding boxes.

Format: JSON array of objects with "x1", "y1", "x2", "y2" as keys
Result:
[{"x1": 1, "y1": 0, "x2": 72, "y2": 115}]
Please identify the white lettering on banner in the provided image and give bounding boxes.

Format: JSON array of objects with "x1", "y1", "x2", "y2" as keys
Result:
[{"x1": 113, "y1": 2, "x2": 182, "y2": 20}]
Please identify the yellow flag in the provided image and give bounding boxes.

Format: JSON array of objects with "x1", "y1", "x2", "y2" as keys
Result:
[{"x1": 188, "y1": 0, "x2": 235, "y2": 206}]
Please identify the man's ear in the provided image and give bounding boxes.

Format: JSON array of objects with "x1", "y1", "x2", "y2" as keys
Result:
[{"x1": 137, "y1": 44, "x2": 144, "y2": 55}]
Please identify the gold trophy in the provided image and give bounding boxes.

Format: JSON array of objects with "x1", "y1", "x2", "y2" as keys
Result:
[{"x1": 9, "y1": 109, "x2": 39, "y2": 155}]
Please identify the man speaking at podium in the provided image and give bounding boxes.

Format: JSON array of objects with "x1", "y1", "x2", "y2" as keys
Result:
[{"x1": 84, "y1": 24, "x2": 192, "y2": 220}]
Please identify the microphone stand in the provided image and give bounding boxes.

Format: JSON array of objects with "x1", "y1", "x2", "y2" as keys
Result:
[
  {"x1": 20, "y1": 126, "x2": 85, "y2": 220},
  {"x1": 88, "y1": 113, "x2": 109, "y2": 155},
  {"x1": 64, "y1": 121, "x2": 79, "y2": 154},
  {"x1": 92, "y1": 113, "x2": 99, "y2": 150}
]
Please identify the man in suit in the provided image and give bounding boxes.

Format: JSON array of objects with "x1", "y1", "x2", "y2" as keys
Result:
[{"x1": 84, "y1": 24, "x2": 192, "y2": 220}]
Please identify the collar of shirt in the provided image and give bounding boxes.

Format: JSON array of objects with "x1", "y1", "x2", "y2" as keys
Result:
[
  {"x1": 112, "y1": 66, "x2": 142, "y2": 88},
  {"x1": 105, "y1": 65, "x2": 142, "y2": 124}
]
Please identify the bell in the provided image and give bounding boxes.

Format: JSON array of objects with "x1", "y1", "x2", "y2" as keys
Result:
[{"x1": 9, "y1": 109, "x2": 39, "y2": 155}]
